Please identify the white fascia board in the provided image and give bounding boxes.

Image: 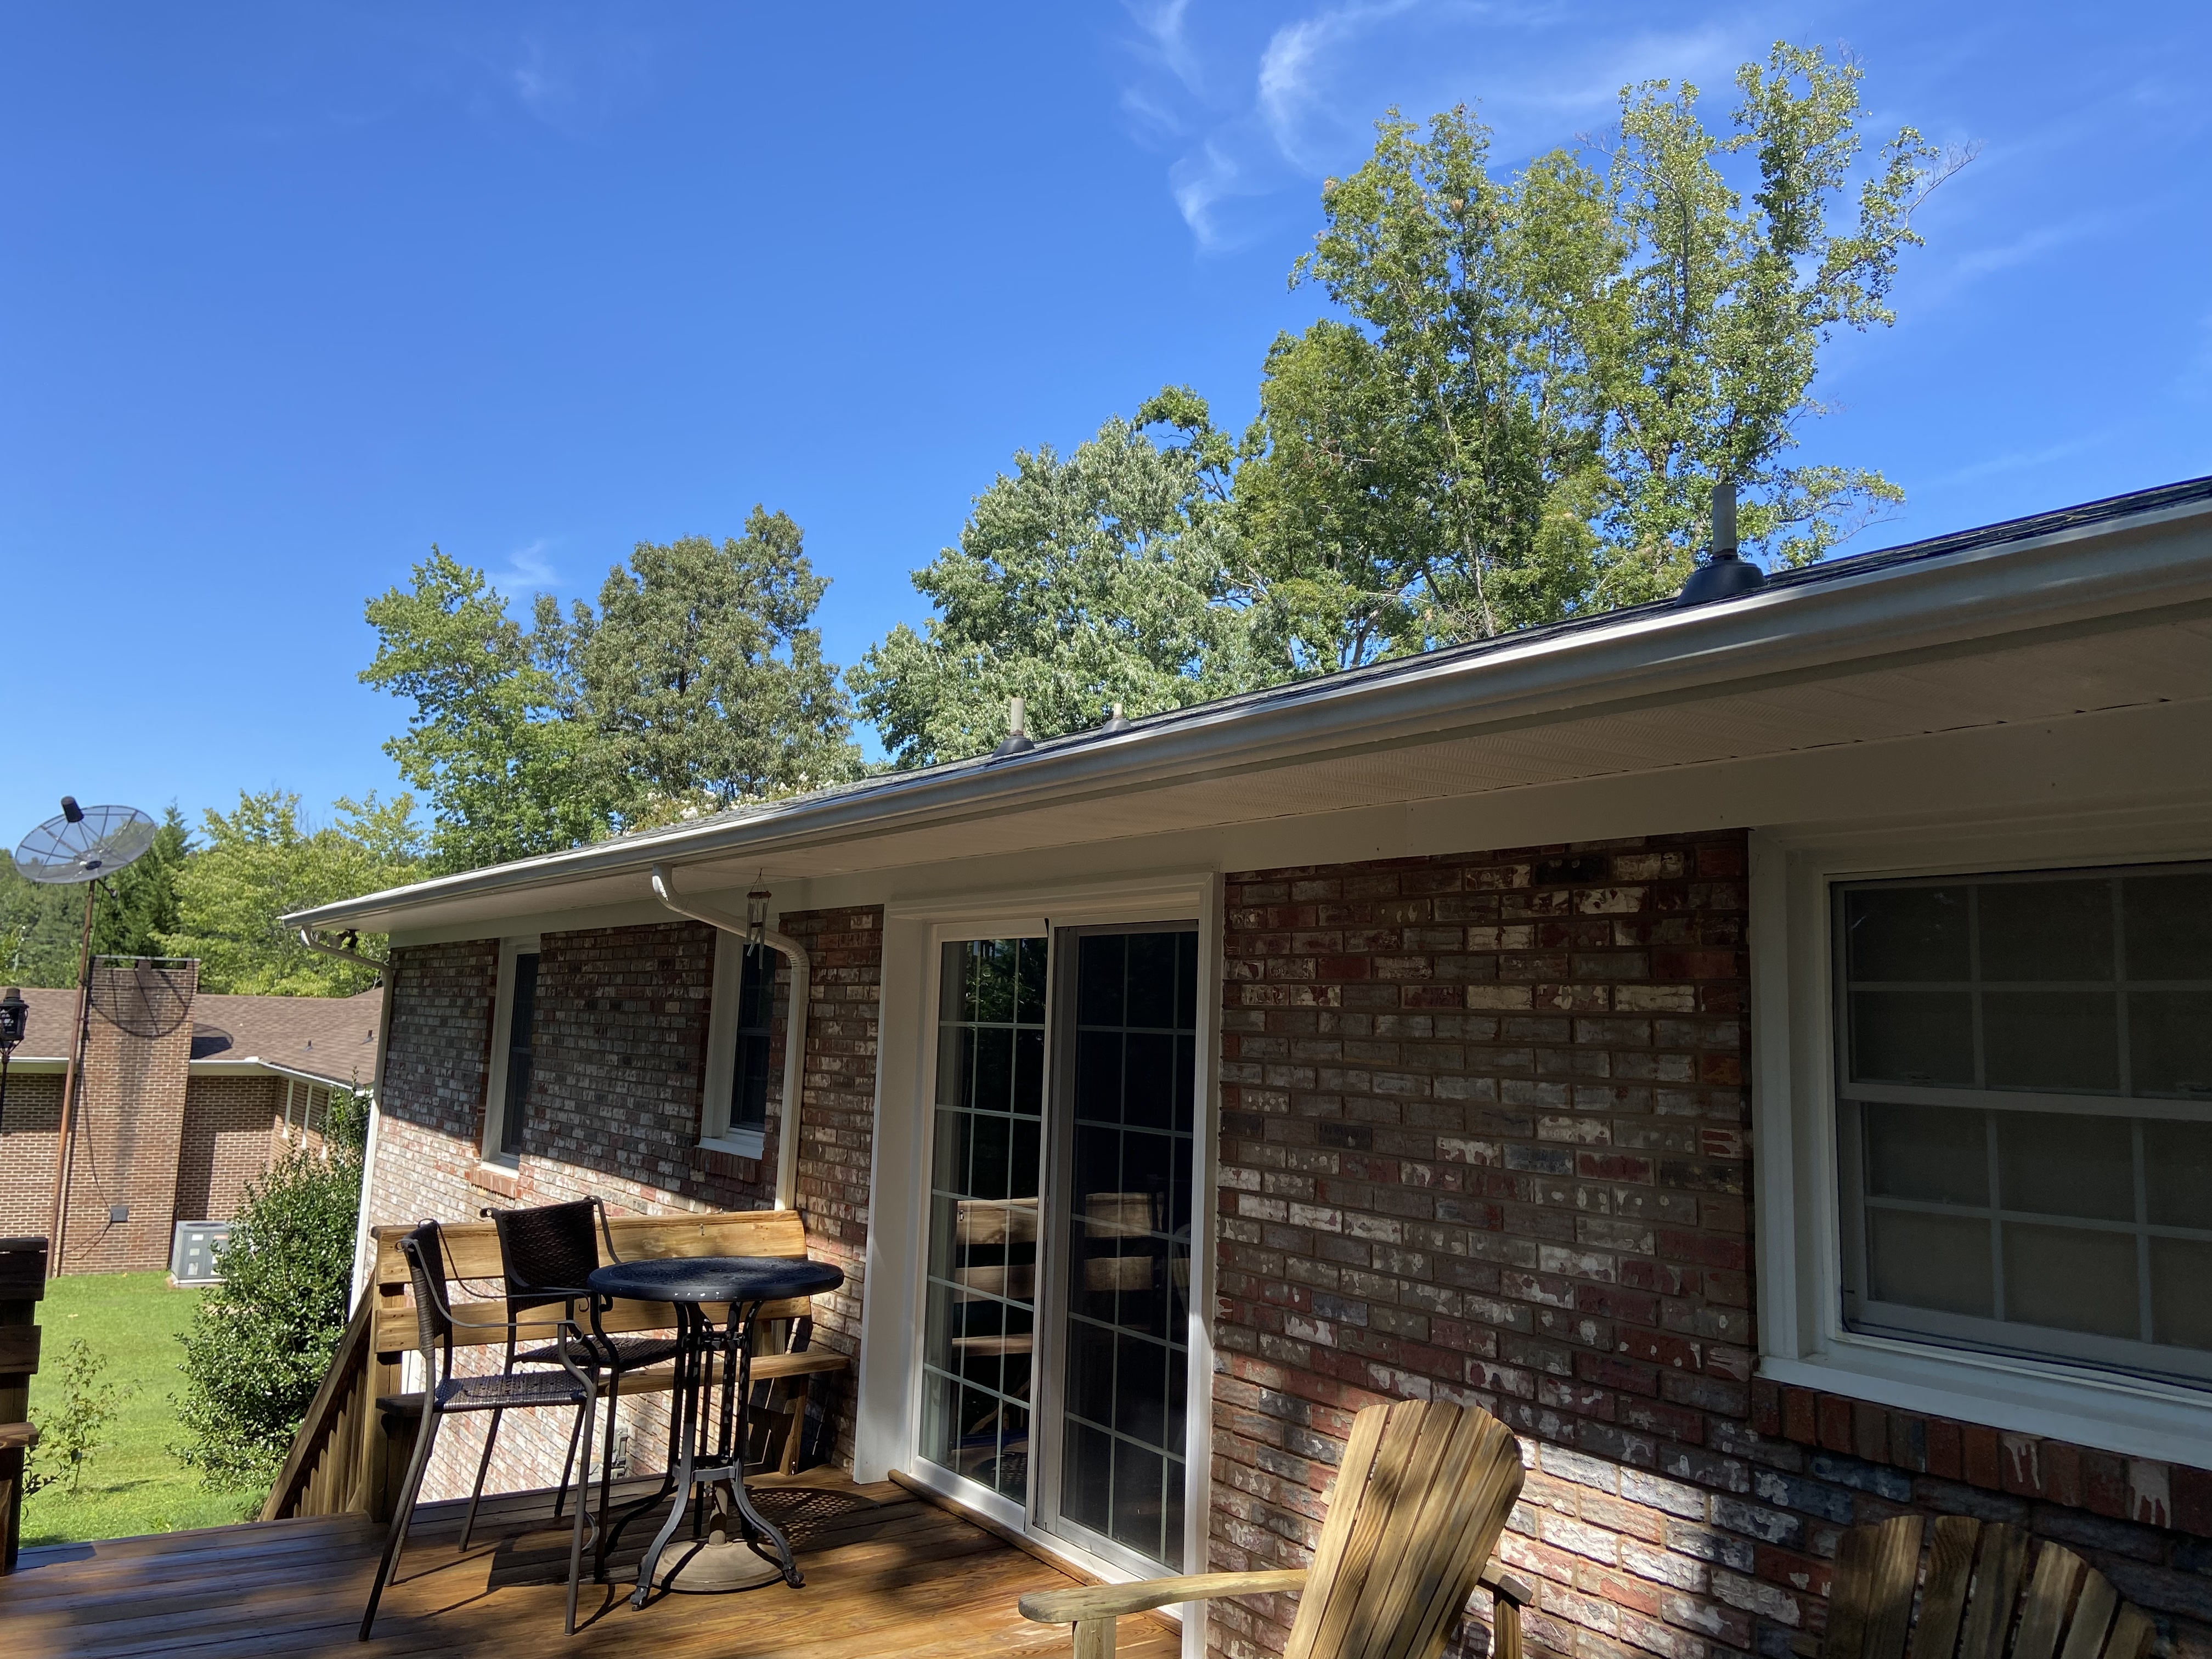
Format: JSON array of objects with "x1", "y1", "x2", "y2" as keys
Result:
[{"x1": 284, "y1": 491, "x2": 2212, "y2": 936}]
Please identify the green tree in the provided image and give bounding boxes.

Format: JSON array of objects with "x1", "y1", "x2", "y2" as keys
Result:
[
  {"x1": 362, "y1": 549, "x2": 605, "y2": 873},
  {"x1": 851, "y1": 391, "x2": 1265, "y2": 767},
  {"x1": 1592, "y1": 44, "x2": 1946, "y2": 584},
  {"x1": 160, "y1": 792, "x2": 422, "y2": 995},
  {"x1": 1235, "y1": 43, "x2": 1951, "y2": 663},
  {"x1": 364, "y1": 524, "x2": 860, "y2": 859},
  {"x1": 175, "y1": 1094, "x2": 364, "y2": 1494},
  {"x1": 91, "y1": 806, "x2": 190, "y2": 960},
  {"x1": 573, "y1": 510, "x2": 861, "y2": 823}
]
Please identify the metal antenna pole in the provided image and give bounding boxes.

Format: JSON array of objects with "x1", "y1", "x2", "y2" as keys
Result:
[{"x1": 46, "y1": 880, "x2": 99, "y2": 1278}]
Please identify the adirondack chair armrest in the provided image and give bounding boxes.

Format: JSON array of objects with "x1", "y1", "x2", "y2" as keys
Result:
[
  {"x1": 1020, "y1": 1567, "x2": 1310, "y2": 1624},
  {"x1": 1479, "y1": 1562, "x2": 1534, "y2": 1609},
  {"x1": 0, "y1": 1421, "x2": 37, "y2": 1452}
]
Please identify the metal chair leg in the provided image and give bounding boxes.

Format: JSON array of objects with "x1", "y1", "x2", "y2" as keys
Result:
[
  {"x1": 359, "y1": 1403, "x2": 442, "y2": 1641},
  {"x1": 564, "y1": 1393, "x2": 597, "y2": 1636},
  {"x1": 552, "y1": 1398, "x2": 588, "y2": 1522},
  {"x1": 461, "y1": 1406, "x2": 504, "y2": 1550}
]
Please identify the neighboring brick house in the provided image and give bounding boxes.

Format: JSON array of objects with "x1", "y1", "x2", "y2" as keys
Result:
[
  {"x1": 0, "y1": 963, "x2": 380, "y2": 1272},
  {"x1": 294, "y1": 477, "x2": 2212, "y2": 1659}
]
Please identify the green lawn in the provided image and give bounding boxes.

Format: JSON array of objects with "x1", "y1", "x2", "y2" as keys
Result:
[{"x1": 21, "y1": 1272, "x2": 255, "y2": 1545}]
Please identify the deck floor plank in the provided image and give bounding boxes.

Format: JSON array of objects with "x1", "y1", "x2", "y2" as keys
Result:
[{"x1": 0, "y1": 1477, "x2": 1180, "y2": 1659}]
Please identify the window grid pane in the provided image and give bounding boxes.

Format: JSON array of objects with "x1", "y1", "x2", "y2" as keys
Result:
[
  {"x1": 921, "y1": 938, "x2": 1046, "y2": 1502},
  {"x1": 1837, "y1": 863, "x2": 2212, "y2": 1387}
]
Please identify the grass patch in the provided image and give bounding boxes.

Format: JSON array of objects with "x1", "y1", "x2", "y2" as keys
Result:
[{"x1": 22, "y1": 1272, "x2": 253, "y2": 1544}]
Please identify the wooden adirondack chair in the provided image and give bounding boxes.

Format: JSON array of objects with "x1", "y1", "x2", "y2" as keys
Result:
[
  {"x1": 1020, "y1": 1398, "x2": 1532, "y2": 1659},
  {"x1": 1794, "y1": 1515, "x2": 2157, "y2": 1659}
]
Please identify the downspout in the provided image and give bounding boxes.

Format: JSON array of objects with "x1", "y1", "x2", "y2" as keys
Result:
[
  {"x1": 649, "y1": 865, "x2": 810, "y2": 1212},
  {"x1": 298, "y1": 929, "x2": 392, "y2": 1311}
]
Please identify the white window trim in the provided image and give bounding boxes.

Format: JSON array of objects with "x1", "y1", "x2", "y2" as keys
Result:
[
  {"x1": 1752, "y1": 807, "x2": 2212, "y2": 1466},
  {"x1": 479, "y1": 935, "x2": 541, "y2": 1169},
  {"x1": 698, "y1": 930, "x2": 770, "y2": 1161}
]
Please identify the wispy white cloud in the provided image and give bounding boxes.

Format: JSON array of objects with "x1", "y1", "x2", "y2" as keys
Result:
[
  {"x1": 488, "y1": 538, "x2": 560, "y2": 594},
  {"x1": 1934, "y1": 434, "x2": 2108, "y2": 486},
  {"x1": 1117, "y1": 0, "x2": 1754, "y2": 253}
]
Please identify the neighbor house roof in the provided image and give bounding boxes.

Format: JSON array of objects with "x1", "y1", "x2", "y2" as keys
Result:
[
  {"x1": 286, "y1": 473, "x2": 2212, "y2": 936},
  {"x1": 187, "y1": 989, "x2": 383, "y2": 1088},
  {"x1": 4, "y1": 983, "x2": 382, "y2": 1090}
]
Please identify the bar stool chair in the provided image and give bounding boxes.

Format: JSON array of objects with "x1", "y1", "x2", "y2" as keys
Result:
[
  {"x1": 479, "y1": 1198, "x2": 682, "y2": 1566},
  {"x1": 358, "y1": 1220, "x2": 600, "y2": 1640}
]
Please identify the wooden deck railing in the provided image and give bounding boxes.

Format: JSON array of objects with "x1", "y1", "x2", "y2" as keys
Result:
[
  {"x1": 0, "y1": 1236, "x2": 47, "y2": 1575},
  {"x1": 263, "y1": 1208, "x2": 847, "y2": 1523},
  {"x1": 259, "y1": 1293, "x2": 376, "y2": 1522}
]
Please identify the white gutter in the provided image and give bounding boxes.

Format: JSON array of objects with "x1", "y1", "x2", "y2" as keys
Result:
[
  {"x1": 284, "y1": 483, "x2": 2212, "y2": 935},
  {"x1": 648, "y1": 865, "x2": 810, "y2": 1212}
]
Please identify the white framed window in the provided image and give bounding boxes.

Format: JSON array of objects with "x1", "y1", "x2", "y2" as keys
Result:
[
  {"x1": 480, "y1": 935, "x2": 542, "y2": 1166},
  {"x1": 699, "y1": 930, "x2": 780, "y2": 1159},
  {"x1": 1753, "y1": 814, "x2": 2212, "y2": 1465}
]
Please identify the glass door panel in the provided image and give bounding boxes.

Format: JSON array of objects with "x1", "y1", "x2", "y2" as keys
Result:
[
  {"x1": 1052, "y1": 927, "x2": 1199, "y2": 1569},
  {"x1": 921, "y1": 938, "x2": 1047, "y2": 1499}
]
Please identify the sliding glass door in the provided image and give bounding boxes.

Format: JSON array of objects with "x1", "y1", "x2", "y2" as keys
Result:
[
  {"x1": 1044, "y1": 926, "x2": 1200, "y2": 1570},
  {"x1": 917, "y1": 923, "x2": 1202, "y2": 1573}
]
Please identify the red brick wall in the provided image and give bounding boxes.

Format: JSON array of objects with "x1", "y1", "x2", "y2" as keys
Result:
[
  {"x1": 0, "y1": 1073, "x2": 63, "y2": 1238},
  {"x1": 59, "y1": 961, "x2": 198, "y2": 1273},
  {"x1": 369, "y1": 907, "x2": 883, "y2": 1498},
  {"x1": 174, "y1": 1075, "x2": 285, "y2": 1223},
  {"x1": 1210, "y1": 835, "x2": 2212, "y2": 1659}
]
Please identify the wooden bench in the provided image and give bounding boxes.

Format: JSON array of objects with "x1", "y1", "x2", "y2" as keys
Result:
[
  {"x1": 0, "y1": 1235, "x2": 46, "y2": 1576},
  {"x1": 365, "y1": 1209, "x2": 848, "y2": 1500},
  {"x1": 1793, "y1": 1515, "x2": 2155, "y2": 1659}
]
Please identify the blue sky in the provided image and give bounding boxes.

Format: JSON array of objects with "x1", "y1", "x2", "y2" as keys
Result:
[{"x1": 3, "y1": 1, "x2": 2207, "y2": 845}]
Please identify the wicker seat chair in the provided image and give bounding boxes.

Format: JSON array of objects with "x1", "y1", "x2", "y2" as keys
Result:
[
  {"x1": 358, "y1": 1220, "x2": 600, "y2": 1640},
  {"x1": 465, "y1": 1198, "x2": 682, "y2": 1554}
]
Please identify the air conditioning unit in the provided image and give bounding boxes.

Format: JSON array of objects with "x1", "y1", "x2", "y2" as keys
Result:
[{"x1": 171, "y1": 1221, "x2": 234, "y2": 1285}]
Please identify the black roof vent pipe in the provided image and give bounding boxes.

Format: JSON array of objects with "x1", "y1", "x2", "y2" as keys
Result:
[
  {"x1": 1678, "y1": 479, "x2": 1767, "y2": 606},
  {"x1": 991, "y1": 696, "x2": 1036, "y2": 758}
]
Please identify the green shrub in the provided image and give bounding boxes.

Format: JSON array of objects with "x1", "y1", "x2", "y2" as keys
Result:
[{"x1": 175, "y1": 1092, "x2": 365, "y2": 1494}]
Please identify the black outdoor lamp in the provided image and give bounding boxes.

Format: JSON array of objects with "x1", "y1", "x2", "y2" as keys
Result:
[{"x1": 0, "y1": 985, "x2": 27, "y2": 1130}]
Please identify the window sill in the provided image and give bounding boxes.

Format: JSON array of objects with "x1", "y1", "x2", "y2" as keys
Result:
[
  {"x1": 467, "y1": 1161, "x2": 521, "y2": 1200},
  {"x1": 698, "y1": 1130, "x2": 767, "y2": 1161},
  {"x1": 1760, "y1": 1332, "x2": 2212, "y2": 1467}
]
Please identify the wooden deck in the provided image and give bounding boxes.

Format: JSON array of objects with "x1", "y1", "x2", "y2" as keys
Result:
[{"x1": 0, "y1": 1473, "x2": 1181, "y2": 1659}]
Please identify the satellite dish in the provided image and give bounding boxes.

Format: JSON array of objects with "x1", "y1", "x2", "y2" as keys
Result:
[{"x1": 13, "y1": 799, "x2": 160, "y2": 884}]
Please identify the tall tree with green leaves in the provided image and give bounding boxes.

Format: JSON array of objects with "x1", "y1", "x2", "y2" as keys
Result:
[
  {"x1": 1234, "y1": 42, "x2": 1952, "y2": 666},
  {"x1": 362, "y1": 549, "x2": 604, "y2": 873},
  {"x1": 851, "y1": 390, "x2": 1265, "y2": 767},
  {"x1": 160, "y1": 791, "x2": 423, "y2": 995},
  {"x1": 574, "y1": 510, "x2": 861, "y2": 823}
]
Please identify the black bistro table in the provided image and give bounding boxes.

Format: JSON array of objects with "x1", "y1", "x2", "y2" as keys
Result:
[{"x1": 584, "y1": 1254, "x2": 845, "y2": 1606}]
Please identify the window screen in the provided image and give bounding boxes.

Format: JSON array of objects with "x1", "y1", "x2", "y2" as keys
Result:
[
  {"x1": 1835, "y1": 865, "x2": 2212, "y2": 1386},
  {"x1": 498, "y1": 951, "x2": 540, "y2": 1159},
  {"x1": 730, "y1": 946, "x2": 778, "y2": 1132}
]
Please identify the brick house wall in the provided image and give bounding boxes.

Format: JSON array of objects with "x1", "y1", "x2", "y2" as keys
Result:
[
  {"x1": 0, "y1": 1073, "x2": 64, "y2": 1238},
  {"x1": 174, "y1": 1075, "x2": 286, "y2": 1224},
  {"x1": 58, "y1": 961, "x2": 198, "y2": 1273},
  {"x1": 368, "y1": 906, "x2": 884, "y2": 1500},
  {"x1": 1208, "y1": 834, "x2": 2212, "y2": 1659}
]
